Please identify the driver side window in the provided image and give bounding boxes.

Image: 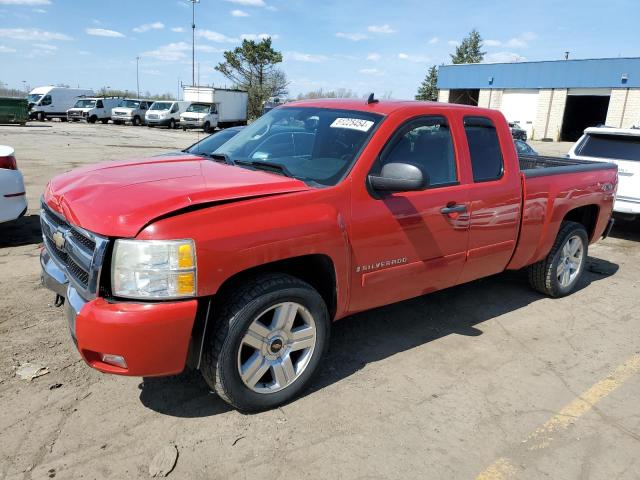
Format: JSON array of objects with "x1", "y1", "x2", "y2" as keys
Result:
[
  {"x1": 377, "y1": 116, "x2": 457, "y2": 187},
  {"x1": 96, "y1": 100, "x2": 104, "y2": 109},
  {"x1": 41, "y1": 95, "x2": 52, "y2": 106},
  {"x1": 170, "y1": 104, "x2": 179, "y2": 113}
]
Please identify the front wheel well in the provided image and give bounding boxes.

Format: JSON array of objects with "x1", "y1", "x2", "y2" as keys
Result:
[{"x1": 563, "y1": 204, "x2": 599, "y2": 241}]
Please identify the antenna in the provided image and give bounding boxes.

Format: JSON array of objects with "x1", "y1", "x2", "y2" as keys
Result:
[{"x1": 366, "y1": 93, "x2": 379, "y2": 105}]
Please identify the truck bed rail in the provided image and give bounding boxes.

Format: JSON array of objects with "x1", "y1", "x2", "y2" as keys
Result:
[{"x1": 519, "y1": 154, "x2": 617, "y2": 178}]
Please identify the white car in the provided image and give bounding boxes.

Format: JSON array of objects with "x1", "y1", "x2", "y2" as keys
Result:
[
  {"x1": 568, "y1": 126, "x2": 640, "y2": 219},
  {"x1": 0, "y1": 146, "x2": 27, "y2": 224}
]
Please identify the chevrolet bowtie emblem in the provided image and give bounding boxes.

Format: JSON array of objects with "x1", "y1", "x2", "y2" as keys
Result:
[{"x1": 52, "y1": 230, "x2": 65, "y2": 250}]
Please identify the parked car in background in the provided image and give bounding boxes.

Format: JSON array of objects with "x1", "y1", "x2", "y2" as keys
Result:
[
  {"x1": 180, "y1": 103, "x2": 218, "y2": 132},
  {"x1": 67, "y1": 97, "x2": 122, "y2": 124},
  {"x1": 111, "y1": 99, "x2": 153, "y2": 126},
  {"x1": 28, "y1": 86, "x2": 94, "y2": 122},
  {"x1": 0, "y1": 146, "x2": 27, "y2": 223},
  {"x1": 569, "y1": 126, "x2": 640, "y2": 219},
  {"x1": 514, "y1": 139, "x2": 538, "y2": 155},
  {"x1": 40, "y1": 99, "x2": 617, "y2": 412},
  {"x1": 509, "y1": 122, "x2": 527, "y2": 141},
  {"x1": 146, "y1": 101, "x2": 191, "y2": 129},
  {"x1": 0, "y1": 97, "x2": 28, "y2": 126},
  {"x1": 183, "y1": 86, "x2": 248, "y2": 127}
]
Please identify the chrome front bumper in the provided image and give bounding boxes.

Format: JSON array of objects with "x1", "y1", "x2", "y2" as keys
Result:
[{"x1": 41, "y1": 248, "x2": 85, "y2": 341}]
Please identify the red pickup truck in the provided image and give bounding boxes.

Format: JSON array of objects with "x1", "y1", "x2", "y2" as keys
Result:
[{"x1": 41, "y1": 99, "x2": 617, "y2": 411}]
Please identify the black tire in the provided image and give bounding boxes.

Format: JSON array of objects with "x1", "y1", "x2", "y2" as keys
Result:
[
  {"x1": 201, "y1": 273, "x2": 330, "y2": 412},
  {"x1": 528, "y1": 221, "x2": 588, "y2": 297},
  {"x1": 132, "y1": 116, "x2": 140, "y2": 126},
  {"x1": 169, "y1": 119, "x2": 176, "y2": 129},
  {"x1": 37, "y1": 111, "x2": 46, "y2": 122},
  {"x1": 88, "y1": 115, "x2": 97, "y2": 124},
  {"x1": 100, "y1": 118, "x2": 109, "y2": 124},
  {"x1": 204, "y1": 121, "x2": 211, "y2": 134}
]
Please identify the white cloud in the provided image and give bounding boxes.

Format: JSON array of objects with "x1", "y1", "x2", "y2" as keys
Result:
[
  {"x1": 367, "y1": 24, "x2": 395, "y2": 34},
  {"x1": 286, "y1": 51, "x2": 327, "y2": 63},
  {"x1": 485, "y1": 39, "x2": 501, "y2": 47},
  {"x1": 34, "y1": 43, "x2": 57, "y2": 50},
  {"x1": 171, "y1": 27, "x2": 184, "y2": 32},
  {"x1": 231, "y1": 9, "x2": 249, "y2": 16},
  {"x1": 484, "y1": 51, "x2": 526, "y2": 63},
  {"x1": 428, "y1": 37, "x2": 439, "y2": 44},
  {"x1": 133, "y1": 22, "x2": 164, "y2": 33},
  {"x1": 142, "y1": 41, "x2": 222, "y2": 62},
  {"x1": 336, "y1": 32, "x2": 368, "y2": 41},
  {"x1": 240, "y1": 33, "x2": 279, "y2": 41},
  {"x1": 33, "y1": 8, "x2": 46, "y2": 13},
  {"x1": 0, "y1": 45, "x2": 17, "y2": 53},
  {"x1": 85, "y1": 28, "x2": 125, "y2": 38},
  {"x1": 398, "y1": 52, "x2": 430, "y2": 63},
  {"x1": 224, "y1": 0, "x2": 265, "y2": 5},
  {"x1": 0, "y1": 0, "x2": 49, "y2": 4},
  {"x1": 367, "y1": 53, "x2": 381, "y2": 61},
  {"x1": 447, "y1": 40, "x2": 459, "y2": 47},
  {"x1": 505, "y1": 32, "x2": 537, "y2": 49},
  {"x1": 197, "y1": 29, "x2": 238, "y2": 43},
  {"x1": 359, "y1": 68, "x2": 384, "y2": 76},
  {"x1": 0, "y1": 28, "x2": 72, "y2": 41}
]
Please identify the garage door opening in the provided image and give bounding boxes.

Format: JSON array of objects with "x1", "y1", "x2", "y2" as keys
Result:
[
  {"x1": 561, "y1": 95, "x2": 610, "y2": 142},
  {"x1": 449, "y1": 89, "x2": 479, "y2": 106}
]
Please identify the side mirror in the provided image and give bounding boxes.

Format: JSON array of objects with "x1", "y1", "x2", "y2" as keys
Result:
[{"x1": 369, "y1": 162, "x2": 427, "y2": 192}]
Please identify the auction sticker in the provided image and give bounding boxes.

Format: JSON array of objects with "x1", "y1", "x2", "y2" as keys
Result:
[{"x1": 330, "y1": 118, "x2": 375, "y2": 132}]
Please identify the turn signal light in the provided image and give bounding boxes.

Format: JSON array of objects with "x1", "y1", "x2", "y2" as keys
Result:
[{"x1": 100, "y1": 353, "x2": 128, "y2": 369}]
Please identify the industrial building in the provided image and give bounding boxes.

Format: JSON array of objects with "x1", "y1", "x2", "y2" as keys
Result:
[{"x1": 437, "y1": 57, "x2": 640, "y2": 141}]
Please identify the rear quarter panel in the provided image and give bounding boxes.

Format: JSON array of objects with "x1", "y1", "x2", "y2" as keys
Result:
[{"x1": 507, "y1": 168, "x2": 617, "y2": 270}]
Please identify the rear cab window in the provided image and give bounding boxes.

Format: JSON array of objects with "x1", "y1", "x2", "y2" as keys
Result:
[
  {"x1": 577, "y1": 133, "x2": 640, "y2": 161},
  {"x1": 464, "y1": 116, "x2": 504, "y2": 182}
]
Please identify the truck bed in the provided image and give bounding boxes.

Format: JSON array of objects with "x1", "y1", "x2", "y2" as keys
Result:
[{"x1": 519, "y1": 154, "x2": 616, "y2": 178}]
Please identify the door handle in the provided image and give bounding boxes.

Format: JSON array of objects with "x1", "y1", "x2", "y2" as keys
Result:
[{"x1": 440, "y1": 204, "x2": 467, "y2": 215}]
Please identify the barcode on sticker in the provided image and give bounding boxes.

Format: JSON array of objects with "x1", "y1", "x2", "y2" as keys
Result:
[{"x1": 330, "y1": 118, "x2": 374, "y2": 132}]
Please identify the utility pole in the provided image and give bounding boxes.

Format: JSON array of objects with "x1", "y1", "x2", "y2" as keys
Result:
[
  {"x1": 190, "y1": 0, "x2": 200, "y2": 86},
  {"x1": 136, "y1": 56, "x2": 140, "y2": 99}
]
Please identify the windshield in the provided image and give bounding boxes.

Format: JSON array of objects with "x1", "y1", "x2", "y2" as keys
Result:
[
  {"x1": 74, "y1": 99, "x2": 96, "y2": 108},
  {"x1": 214, "y1": 107, "x2": 383, "y2": 187},
  {"x1": 150, "y1": 102, "x2": 172, "y2": 111},
  {"x1": 186, "y1": 103, "x2": 210, "y2": 113},
  {"x1": 27, "y1": 94, "x2": 43, "y2": 104},
  {"x1": 578, "y1": 134, "x2": 640, "y2": 161},
  {"x1": 186, "y1": 128, "x2": 242, "y2": 155},
  {"x1": 122, "y1": 100, "x2": 141, "y2": 108}
]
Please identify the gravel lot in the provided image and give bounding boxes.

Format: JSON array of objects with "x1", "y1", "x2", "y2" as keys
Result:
[{"x1": 1, "y1": 122, "x2": 639, "y2": 480}]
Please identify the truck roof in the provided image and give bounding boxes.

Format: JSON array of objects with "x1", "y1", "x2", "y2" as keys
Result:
[
  {"x1": 584, "y1": 126, "x2": 640, "y2": 137},
  {"x1": 282, "y1": 98, "x2": 496, "y2": 116}
]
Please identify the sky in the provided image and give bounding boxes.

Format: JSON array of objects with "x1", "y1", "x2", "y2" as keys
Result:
[{"x1": 0, "y1": 0, "x2": 638, "y2": 99}]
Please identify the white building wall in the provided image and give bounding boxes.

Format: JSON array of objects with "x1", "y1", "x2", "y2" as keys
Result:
[
  {"x1": 606, "y1": 89, "x2": 640, "y2": 128},
  {"x1": 500, "y1": 90, "x2": 539, "y2": 139},
  {"x1": 533, "y1": 89, "x2": 568, "y2": 141},
  {"x1": 478, "y1": 89, "x2": 503, "y2": 109},
  {"x1": 438, "y1": 89, "x2": 450, "y2": 103}
]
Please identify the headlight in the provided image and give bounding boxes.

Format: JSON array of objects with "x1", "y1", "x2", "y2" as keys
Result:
[{"x1": 112, "y1": 239, "x2": 196, "y2": 299}]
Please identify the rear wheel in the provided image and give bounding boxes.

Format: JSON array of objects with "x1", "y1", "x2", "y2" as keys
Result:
[
  {"x1": 528, "y1": 221, "x2": 588, "y2": 297},
  {"x1": 201, "y1": 273, "x2": 329, "y2": 412},
  {"x1": 100, "y1": 118, "x2": 109, "y2": 124}
]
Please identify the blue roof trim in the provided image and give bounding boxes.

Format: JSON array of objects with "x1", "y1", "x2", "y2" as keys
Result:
[{"x1": 438, "y1": 57, "x2": 640, "y2": 89}]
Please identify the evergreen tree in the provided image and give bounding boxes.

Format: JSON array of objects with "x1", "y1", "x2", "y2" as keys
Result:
[
  {"x1": 415, "y1": 65, "x2": 439, "y2": 101},
  {"x1": 450, "y1": 29, "x2": 486, "y2": 64}
]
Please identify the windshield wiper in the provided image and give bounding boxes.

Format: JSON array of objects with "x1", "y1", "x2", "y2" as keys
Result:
[
  {"x1": 210, "y1": 153, "x2": 235, "y2": 165},
  {"x1": 235, "y1": 159, "x2": 293, "y2": 178}
]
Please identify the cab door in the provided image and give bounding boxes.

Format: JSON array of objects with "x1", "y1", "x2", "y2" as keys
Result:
[
  {"x1": 348, "y1": 115, "x2": 470, "y2": 313},
  {"x1": 456, "y1": 115, "x2": 522, "y2": 284}
]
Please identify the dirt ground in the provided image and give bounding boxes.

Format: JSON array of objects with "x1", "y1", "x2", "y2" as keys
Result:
[{"x1": 1, "y1": 122, "x2": 639, "y2": 480}]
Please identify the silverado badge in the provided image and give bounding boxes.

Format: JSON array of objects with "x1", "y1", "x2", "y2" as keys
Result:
[{"x1": 52, "y1": 230, "x2": 65, "y2": 250}]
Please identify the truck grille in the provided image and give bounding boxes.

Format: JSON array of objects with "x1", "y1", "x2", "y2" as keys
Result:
[
  {"x1": 67, "y1": 110, "x2": 85, "y2": 118},
  {"x1": 40, "y1": 201, "x2": 109, "y2": 299},
  {"x1": 147, "y1": 114, "x2": 159, "y2": 119},
  {"x1": 113, "y1": 111, "x2": 127, "y2": 116}
]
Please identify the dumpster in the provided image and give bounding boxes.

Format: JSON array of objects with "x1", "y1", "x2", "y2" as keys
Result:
[{"x1": 0, "y1": 97, "x2": 28, "y2": 125}]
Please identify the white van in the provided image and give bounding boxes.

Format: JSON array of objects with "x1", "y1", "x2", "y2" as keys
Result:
[
  {"x1": 180, "y1": 103, "x2": 219, "y2": 132},
  {"x1": 146, "y1": 101, "x2": 191, "y2": 129},
  {"x1": 28, "y1": 86, "x2": 94, "y2": 121},
  {"x1": 568, "y1": 126, "x2": 640, "y2": 219},
  {"x1": 111, "y1": 99, "x2": 153, "y2": 126},
  {"x1": 66, "y1": 97, "x2": 122, "y2": 124}
]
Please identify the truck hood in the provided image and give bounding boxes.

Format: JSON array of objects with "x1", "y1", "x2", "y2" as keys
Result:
[
  {"x1": 44, "y1": 154, "x2": 310, "y2": 237},
  {"x1": 182, "y1": 112, "x2": 207, "y2": 119}
]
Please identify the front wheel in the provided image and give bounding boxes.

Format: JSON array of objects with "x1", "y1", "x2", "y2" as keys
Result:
[
  {"x1": 201, "y1": 273, "x2": 330, "y2": 412},
  {"x1": 204, "y1": 121, "x2": 211, "y2": 133},
  {"x1": 528, "y1": 221, "x2": 588, "y2": 297},
  {"x1": 169, "y1": 119, "x2": 176, "y2": 129},
  {"x1": 100, "y1": 118, "x2": 109, "y2": 124},
  {"x1": 132, "y1": 116, "x2": 141, "y2": 126}
]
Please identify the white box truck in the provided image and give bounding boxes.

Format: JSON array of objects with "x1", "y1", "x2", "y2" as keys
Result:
[
  {"x1": 182, "y1": 86, "x2": 248, "y2": 130},
  {"x1": 27, "y1": 86, "x2": 94, "y2": 121}
]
